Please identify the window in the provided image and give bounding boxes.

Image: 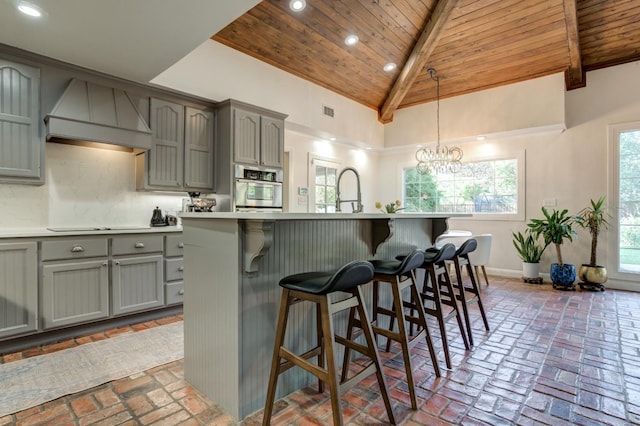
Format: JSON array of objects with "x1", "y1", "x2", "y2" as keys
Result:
[
  {"x1": 402, "y1": 152, "x2": 524, "y2": 220},
  {"x1": 309, "y1": 156, "x2": 339, "y2": 213},
  {"x1": 610, "y1": 123, "x2": 640, "y2": 276}
]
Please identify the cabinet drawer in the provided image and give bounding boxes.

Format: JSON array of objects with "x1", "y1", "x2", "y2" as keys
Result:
[
  {"x1": 165, "y1": 257, "x2": 184, "y2": 282},
  {"x1": 165, "y1": 234, "x2": 184, "y2": 257},
  {"x1": 165, "y1": 282, "x2": 184, "y2": 305},
  {"x1": 112, "y1": 235, "x2": 163, "y2": 255},
  {"x1": 42, "y1": 238, "x2": 108, "y2": 261}
]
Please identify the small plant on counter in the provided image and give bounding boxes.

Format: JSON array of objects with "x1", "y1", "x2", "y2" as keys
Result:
[{"x1": 376, "y1": 200, "x2": 405, "y2": 214}]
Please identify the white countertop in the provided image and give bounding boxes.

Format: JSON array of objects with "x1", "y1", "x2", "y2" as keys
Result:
[
  {"x1": 0, "y1": 226, "x2": 183, "y2": 239},
  {"x1": 180, "y1": 212, "x2": 470, "y2": 220}
]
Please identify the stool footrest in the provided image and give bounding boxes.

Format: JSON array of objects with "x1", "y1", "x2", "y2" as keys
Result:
[
  {"x1": 340, "y1": 363, "x2": 377, "y2": 394},
  {"x1": 278, "y1": 346, "x2": 327, "y2": 381}
]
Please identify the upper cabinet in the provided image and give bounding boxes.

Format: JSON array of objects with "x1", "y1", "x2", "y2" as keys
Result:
[
  {"x1": 218, "y1": 99, "x2": 286, "y2": 169},
  {"x1": 136, "y1": 99, "x2": 215, "y2": 192},
  {"x1": 0, "y1": 60, "x2": 43, "y2": 185},
  {"x1": 184, "y1": 106, "x2": 215, "y2": 189}
]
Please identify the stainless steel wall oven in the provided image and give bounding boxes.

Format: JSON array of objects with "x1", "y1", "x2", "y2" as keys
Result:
[{"x1": 234, "y1": 165, "x2": 283, "y2": 211}]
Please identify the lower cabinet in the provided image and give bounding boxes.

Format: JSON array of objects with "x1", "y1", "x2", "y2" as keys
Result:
[
  {"x1": 112, "y1": 254, "x2": 164, "y2": 315},
  {"x1": 0, "y1": 242, "x2": 38, "y2": 339},
  {"x1": 164, "y1": 234, "x2": 184, "y2": 305},
  {"x1": 41, "y1": 259, "x2": 109, "y2": 329},
  {"x1": 40, "y1": 237, "x2": 110, "y2": 330}
]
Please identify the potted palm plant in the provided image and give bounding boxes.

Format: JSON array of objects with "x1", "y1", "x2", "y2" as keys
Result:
[
  {"x1": 512, "y1": 230, "x2": 548, "y2": 280},
  {"x1": 575, "y1": 196, "x2": 610, "y2": 291},
  {"x1": 528, "y1": 207, "x2": 578, "y2": 289}
]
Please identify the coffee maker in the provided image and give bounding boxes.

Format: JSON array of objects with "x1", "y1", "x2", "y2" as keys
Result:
[{"x1": 184, "y1": 192, "x2": 216, "y2": 212}]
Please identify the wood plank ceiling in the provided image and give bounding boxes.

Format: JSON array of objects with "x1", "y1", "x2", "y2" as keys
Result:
[{"x1": 213, "y1": 0, "x2": 640, "y2": 123}]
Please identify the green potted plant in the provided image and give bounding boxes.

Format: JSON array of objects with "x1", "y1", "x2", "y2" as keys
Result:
[
  {"x1": 512, "y1": 230, "x2": 548, "y2": 279},
  {"x1": 528, "y1": 207, "x2": 578, "y2": 289},
  {"x1": 575, "y1": 196, "x2": 610, "y2": 291}
]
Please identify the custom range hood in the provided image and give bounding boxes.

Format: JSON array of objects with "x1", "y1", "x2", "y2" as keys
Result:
[{"x1": 45, "y1": 79, "x2": 152, "y2": 152}]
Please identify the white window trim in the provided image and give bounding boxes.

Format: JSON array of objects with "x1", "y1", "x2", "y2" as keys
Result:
[
  {"x1": 308, "y1": 153, "x2": 341, "y2": 213},
  {"x1": 607, "y1": 121, "x2": 640, "y2": 283},
  {"x1": 397, "y1": 150, "x2": 525, "y2": 221}
]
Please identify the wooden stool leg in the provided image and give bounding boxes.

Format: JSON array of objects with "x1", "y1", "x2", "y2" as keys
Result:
[
  {"x1": 429, "y1": 267, "x2": 453, "y2": 369},
  {"x1": 481, "y1": 265, "x2": 490, "y2": 287},
  {"x1": 316, "y1": 298, "x2": 325, "y2": 393},
  {"x1": 465, "y1": 262, "x2": 490, "y2": 331},
  {"x1": 354, "y1": 286, "x2": 396, "y2": 424},
  {"x1": 319, "y1": 295, "x2": 343, "y2": 426},
  {"x1": 390, "y1": 276, "x2": 418, "y2": 410},
  {"x1": 454, "y1": 258, "x2": 474, "y2": 346},
  {"x1": 408, "y1": 270, "x2": 441, "y2": 377},
  {"x1": 339, "y1": 305, "x2": 357, "y2": 384},
  {"x1": 442, "y1": 268, "x2": 470, "y2": 351},
  {"x1": 262, "y1": 290, "x2": 292, "y2": 426}
]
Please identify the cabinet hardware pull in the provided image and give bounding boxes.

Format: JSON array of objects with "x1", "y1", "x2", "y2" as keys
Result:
[
  {"x1": 102, "y1": 262, "x2": 108, "y2": 267},
  {"x1": 178, "y1": 266, "x2": 184, "y2": 271},
  {"x1": 178, "y1": 243, "x2": 184, "y2": 248},
  {"x1": 71, "y1": 245, "x2": 84, "y2": 252},
  {"x1": 115, "y1": 260, "x2": 121, "y2": 265},
  {"x1": 179, "y1": 289, "x2": 184, "y2": 295},
  {"x1": 135, "y1": 242, "x2": 145, "y2": 248}
]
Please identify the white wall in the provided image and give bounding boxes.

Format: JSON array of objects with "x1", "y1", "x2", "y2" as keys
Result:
[
  {"x1": 379, "y1": 61, "x2": 640, "y2": 290},
  {"x1": 285, "y1": 131, "x2": 380, "y2": 213},
  {"x1": 153, "y1": 40, "x2": 385, "y2": 149},
  {"x1": 1, "y1": 143, "x2": 185, "y2": 229}
]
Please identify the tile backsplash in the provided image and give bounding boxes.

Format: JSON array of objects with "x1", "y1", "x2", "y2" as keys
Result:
[{"x1": 1, "y1": 143, "x2": 186, "y2": 229}]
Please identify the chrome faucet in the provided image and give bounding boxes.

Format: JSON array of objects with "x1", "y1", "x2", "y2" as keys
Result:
[{"x1": 335, "y1": 166, "x2": 363, "y2": 213}]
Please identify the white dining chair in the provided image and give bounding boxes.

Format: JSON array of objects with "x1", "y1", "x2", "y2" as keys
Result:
[{"x1": 468, "y1": 234, "x2": 492, "y2": 287}]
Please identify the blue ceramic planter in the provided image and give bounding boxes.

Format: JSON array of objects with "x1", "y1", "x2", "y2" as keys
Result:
[{"x1": 550, "y1": 263, "x2": 576, "y2": 287}]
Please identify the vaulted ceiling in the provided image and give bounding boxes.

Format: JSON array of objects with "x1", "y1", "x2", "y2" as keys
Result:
[{"x1": 213, "y1": 0, "x2": 640, "y2": 123}]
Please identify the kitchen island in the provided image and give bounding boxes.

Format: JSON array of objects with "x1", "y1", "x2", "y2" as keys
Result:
[{"x1": 180, "y1": 212, "x2": 468, "y2": 420}]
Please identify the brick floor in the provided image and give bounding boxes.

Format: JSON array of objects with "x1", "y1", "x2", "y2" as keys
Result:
[{"x1": 1, "y1": 277, "x2": 639, "y2": 425}]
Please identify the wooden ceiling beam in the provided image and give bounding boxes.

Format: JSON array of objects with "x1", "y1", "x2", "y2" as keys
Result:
[
  {"x1": 378, "y1": 0, "x2": 460, "y2": 123},
  {"x1": 563, "y1": 0, "x2": 585, "y2": 89}
]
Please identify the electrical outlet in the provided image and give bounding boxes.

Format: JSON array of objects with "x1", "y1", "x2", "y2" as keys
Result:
[{"x1": 543, "y1": 198, "x2": 557, "y2": 207}]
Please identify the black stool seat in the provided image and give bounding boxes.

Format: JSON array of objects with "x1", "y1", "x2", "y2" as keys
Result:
[
  {"x1": 280, "y1": 260, "x2": 375, "y2": 294},
  {"x1": 449, "y1": 239, "x2": 490, "y2": 347},
  {"x1": 418, "y1": 243, "x2": 470, "y2": 369},
  {"x1": 263, "y1": 261, "x2": 396, "y2": 426},
  {"x1": 343, "y1": 250, "x2": 440, "y2": 411}
]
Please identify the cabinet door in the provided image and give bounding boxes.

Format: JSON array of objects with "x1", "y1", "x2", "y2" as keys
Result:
[
  {"x1": 0, "y1": 242, "x2": 38, "y2": 338},
  {"x1": 41, "y1": 259, "x2": 109, "y2": 329},
  {"x1": 184, "y1": 106, "x2": 214, "y2": 190},
  {"x1": 233, "y1": 108, "x2": 260, "y2": 165},
  {"x1": 148, "y1": 98, "x2": 184, "y2": 188},
  {"x1": 260, "y1": 115, "x2": 284, "y2": 168},
  {"x1": 112, "y1": 254, "x2": 164, "y2": 315},
  {"x1": 0, "y1": 60, "x2": 42, "y2": 182}
]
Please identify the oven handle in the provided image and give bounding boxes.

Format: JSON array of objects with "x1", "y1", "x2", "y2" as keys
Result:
[{"x1": 236, "y1": 179, "x2": 282, "y2": 185}]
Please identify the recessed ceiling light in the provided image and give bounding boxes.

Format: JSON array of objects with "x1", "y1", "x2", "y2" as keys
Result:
[
  {"x1": 476, "y1": 135, "x2": 487, "y2": 141},
  {"x1": 329, "y1": 137, "x2": 336, "y2": 141},
  {"x1": 17, "y1": 1, "x2": 44, "y2": 17},
  {"x1": 289, "y1": 0, "x2": 306, "y2": 11},
  {"x1": 383, "y1": 62, "x2": 397, "y2": 72},
  {"x1": 344, "y1": 34, "x2": 359, "y2": 46}
]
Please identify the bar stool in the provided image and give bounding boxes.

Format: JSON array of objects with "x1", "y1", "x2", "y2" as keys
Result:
[
  {"x1": 450, "y1": 239, "x2": 490, "y2": 347},
  {"x1": 468, "y1": 234, "x2": 492, "y2": 287},
  {"x1": 262, "y1": 261, "x2": 396, "y2": 426},
  {"x1": 419, "y1": 243, "x2": 470, "y2": 369},
  {"x1": 343, "y1": 249, "x2": 441, "y2": 410}
]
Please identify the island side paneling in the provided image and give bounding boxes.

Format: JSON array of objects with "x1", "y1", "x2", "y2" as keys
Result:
[{"x1": 183, "y1": 216, "x2": 444, "y2": 419}]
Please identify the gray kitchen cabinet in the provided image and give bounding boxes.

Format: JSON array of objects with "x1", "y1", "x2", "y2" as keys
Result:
[
  {"x1": 148, "y1": 98, "x2": 185, "y2": 189},
  {"x1": 260, "y1": 115, "x2": 285, "y2": 168},
  {"x1": 40, "y1": 238, "x2": 109, "y2": 330},
  {"x1": 112, "y1": 235, "x2": 164, "y2": 315},
  {"x1": 0, "y1": 242, "x2": 38, "y2": 339},
  {"x1": 184, "y1": 106, "x2": 215, "y2": 190},
  {"x1": 217, "y1": 99, "x2": 286, "y2": 168},
  {"x1": 0, "y1": 59, "x2": 43, "y2": 185},
  {"x1": 41, "y1": 259, "x2": 109, "y2": 329},
  {"x1": 164, "y1": 234, "x2": 184, "y2": 305},
  {"x1": 136, "y1": 100, "x2": 215, "y2": 192}
]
